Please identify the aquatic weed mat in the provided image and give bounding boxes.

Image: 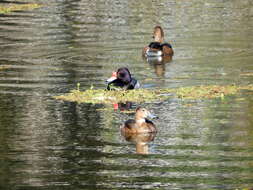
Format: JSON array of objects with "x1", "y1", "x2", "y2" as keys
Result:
[
  {"x1": 54, "y1": 85, "x2": 253, "y2": 104},
  {"x1": 0, "y1": 65, "x2": 9, "y2": 70},
  {"x1": 0, "y1": 3, "x2": 41, "y2": 14},
  {"x1": 54, "y1": 88, "x2": 166, "y2": 104}
]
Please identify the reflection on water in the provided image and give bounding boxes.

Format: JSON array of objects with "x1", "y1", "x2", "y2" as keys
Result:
[
  {"x1": 145, "y1": 55, "x2": 173, "y2": 77},
  {"x1": 0, "y1": 0, "x2": 253, "y2": 189},
  {"x1": 122, "y1": 132, "x2": 156, "y2": 154}
]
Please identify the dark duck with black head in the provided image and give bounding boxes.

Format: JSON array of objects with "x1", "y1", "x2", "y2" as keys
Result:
[
  {"x1": 106, "y1": 67, "x2": 140, "y2": 90},
  {"x1": 143, "y1": 26, "x2": 174, "y2": 57}
]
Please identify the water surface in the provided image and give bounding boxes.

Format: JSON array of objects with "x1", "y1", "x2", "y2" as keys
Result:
[{"x1": 0, "y1": 0, "x2": 253, "y2": 189}]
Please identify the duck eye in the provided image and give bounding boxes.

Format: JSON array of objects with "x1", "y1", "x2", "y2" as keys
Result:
[{"x1": 119, "y1": 73, "x2": 125, "y2": 78}]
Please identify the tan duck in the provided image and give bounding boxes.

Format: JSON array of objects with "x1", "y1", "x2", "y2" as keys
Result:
[
  {"x1": 121, "y1": 107, "x2": 157, "y2": 134},
  {"x1": 143, "y1": 26, "x2": 174, "y2": 57}
]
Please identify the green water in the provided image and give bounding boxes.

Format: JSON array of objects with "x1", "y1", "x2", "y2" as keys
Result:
[{"x1": 0, "y1": 0, "x2": 253, "y2": 189}]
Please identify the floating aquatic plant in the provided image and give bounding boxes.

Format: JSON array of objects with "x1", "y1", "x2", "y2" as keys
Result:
[
  {"x1": 0, "y1": 3, "x2": 41, "y2": 14},
  {"x1": 170, "y1": 85, "x2": 253, "y2": 99},
  {"x1": 169, "y1": 85, "x2": 239, "y2": 99},
  {"x1": 240, "y1": 72, "x2": 253, "y2": 76},
  {"x1": 54, "y1": 87, "x2": 164, "y2": 104},
  {"x1": 0, "y1": 65, "x2": 9, "y2": 70},
  {"x1": 54, "y1": 84, "x2": 253, "y2": 104}
]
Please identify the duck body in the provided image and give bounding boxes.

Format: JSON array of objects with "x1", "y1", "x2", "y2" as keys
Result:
[
  {"x1": 122, "y1": 126, "x2": 157, "y2": 154},
  {"x1": 143, "y1": 26, "x2": 174, "y2": 57},
  {"x1": 122, "y1": 118, "x2": 157, "y2": 134},
  {"x1": 106, "y1": 67, "x2": 140, "y2": 90},
  {"x1": 145, "y1": 42, "x2": 173, "y2": 57},
  {"x1": 121, "y1": 107, "x2": 157, "y2": 134}
]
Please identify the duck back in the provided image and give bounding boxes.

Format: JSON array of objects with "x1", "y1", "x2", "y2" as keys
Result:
[
  {"x1": 121, "y1": 119, "x2": 138, "y2": 134},
  {"x1": 122, "y1": 119, "x2": 157, "y2": 134},
  {"x1": 149, "y1": 42, "x2": 162, "y2": 50}
]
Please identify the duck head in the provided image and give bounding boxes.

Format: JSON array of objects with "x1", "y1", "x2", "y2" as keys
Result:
[
  {"x1": 153, "y1": 26, "x2": 164, "y2": 43},
  {"x1": 106, "y1": 67, "x2": 132, "y2": 84},
  {"x1": 135, "y1": 107, "x2": 157, "y2": 122},
  {"x1": 106, "y1": 71, "x2": 117, "y2": 83}
]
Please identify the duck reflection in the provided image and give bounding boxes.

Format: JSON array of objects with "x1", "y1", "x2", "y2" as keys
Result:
[
  {"x1": 113, "y1": 102, "x2": 133, "y2": 111},
  {"x1": 145, "y1": 55, "x2": 172, "y2": 77},
  {"x1": 120, "y1": 107, "x2": 157, "y2": 154},
  {"x1": 121, "y1": 132, "x2": 156, "y2": 154}
]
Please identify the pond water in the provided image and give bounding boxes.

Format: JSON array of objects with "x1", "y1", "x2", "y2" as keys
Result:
[{"x1": 0, "y1": 0, "x2": 253, "y2": 189}]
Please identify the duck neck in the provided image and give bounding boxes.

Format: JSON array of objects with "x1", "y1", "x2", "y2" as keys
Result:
[
  {"x1": 135, "y1": 117, "x2": 146, "y2": 124},
  {"x1": 154, "y1": 36, "x2": 163, "y2": 43},
  {"x1": 124, "y1": 78, "x2": 132, "y2": 84}
]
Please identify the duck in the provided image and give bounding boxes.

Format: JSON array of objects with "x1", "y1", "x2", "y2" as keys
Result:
[
  {"x1": 143, "y1": 26, "x2": 174, "y2": 57},
  {"x1": 121, "y1": 107, "x2": 157, "y2": 134},
  {"x1": 106, "y1": 67, "x2": 140, "y2": 90}
]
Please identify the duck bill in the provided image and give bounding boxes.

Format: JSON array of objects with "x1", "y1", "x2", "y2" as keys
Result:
[
  {"x1": 106, "y1": 76, "x2": 117, "y2": 83},
  {"x1": 148, "y1": 112, "x2": 158, "y2": 119}
]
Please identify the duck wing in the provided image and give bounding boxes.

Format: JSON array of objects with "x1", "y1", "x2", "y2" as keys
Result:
[
  {"x1": 124, "y1": 119, "x2": 136, "y2": 129},
  {"x1": 161, "y1": 43, "x2": 172, "y2": 49},
  {"x1": 124, "y1": 78, "x2": 139, "y2": 90},
  {"x1": 161, "y1": 43, "x2": 174, "y2": 56},
  {"x1": 145, "y1": 118, "x2": 157, "y2": 133}
]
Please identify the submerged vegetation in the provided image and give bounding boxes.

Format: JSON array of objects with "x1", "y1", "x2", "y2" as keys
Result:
[
  {"x1": 0, "y1": 3, "x2": 41, "y2": 14},
  {"x1": 54, "y1": 84, "x2": 253, "y2": 104}
]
